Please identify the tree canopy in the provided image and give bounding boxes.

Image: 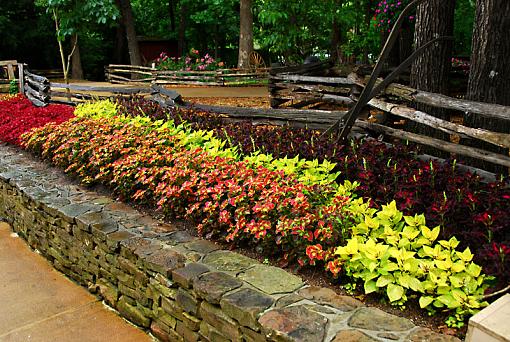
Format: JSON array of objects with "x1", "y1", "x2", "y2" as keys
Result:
[{"x1": 0, "y1": 0, "x2": 478, "y2": 78}]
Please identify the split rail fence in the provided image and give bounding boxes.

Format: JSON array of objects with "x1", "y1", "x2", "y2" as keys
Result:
[
  {"x1": 18, "y1": 63, "x2": 510, "y2": 173},
  {"x1": 21, "y1": 67, "x2": 181, "y2": 108},
  {"x1": 105, "y1": 64, "x2": 269, "y2": 86},
  {"x1": 267, "y1": 62, "x2": 510, "y2": 171}
]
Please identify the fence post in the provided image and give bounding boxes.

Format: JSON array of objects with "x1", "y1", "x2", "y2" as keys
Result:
[{"x1": 18, "y1": 63, "x2": 25, "y2": 95}]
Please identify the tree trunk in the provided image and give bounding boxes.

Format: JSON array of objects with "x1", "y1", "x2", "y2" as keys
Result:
[
  {"x1": 113, "y1": 24, "x2": 125, "y2": 64},
  {"x1": 330, "y1": 0, "x2": 343, "y2": 64},
  {"x1": 70, "y1": 33, "x2": 84, "y2": 80},
  {"x1": 117, "y1": 0, "x2": 141, "y2": 66},
  {"x1": 169, "y1": 0, "x2": 176, "y2": 32},
  {"x1": 466, "y1": 0, "x2": 510, "y2": 106},
  {"x1": 399, "y1": 23, "x2": 413, "y2": 65},
  {"x1": 411, "y1": 0, "x2": 455, "y2": 95},
  {"x1": 238, "y1": 0, "x2": 253, "y2": 69},
  {"x1": 407, "y1": 0, "x2": 456, "y2": 156},
  {"x1": 178, "y1": 4, "x2": 188, "y2": 57},
  {"x1": 464, "y1": 0, "x2": 510, "y2": 173},
  {"x1": 362, "y1": 0, "x2": 372, "y2": 64}
]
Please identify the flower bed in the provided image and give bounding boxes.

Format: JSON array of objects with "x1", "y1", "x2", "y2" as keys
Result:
[
  {"x1": 0, "y1": 95, "x2": 74, "y2": 145},
  {"x1": 114, "y1": 96, "x2": 510, "y2": 287},
  {"x1": 155, "y1": 49, "x2": 225, "y2": 71},
  {"x1": 17, "y1": 100, "x2": 495, "y2": 327}
]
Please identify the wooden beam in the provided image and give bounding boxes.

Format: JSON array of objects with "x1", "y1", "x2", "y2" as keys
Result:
[
  {"x1": 181, "y1": 103, "x2": 347, "y2": 124},
  {"x1": 106, "y1": 68, "x2": 154, "y2": 76},
  {"x1": 270, "y1": 74, "x2": 353, "y2": 85},
  {"x1": 50, "y1": 82, "x2": 152, "y2": 94},
  {"x1": 355, "y1": 120, "x2": 510, "y2": 168},
  {"x1": 150, "y1": 84, "x2": 182, "y2": 101},
  {"x1": 106, "y1": 64, "x2": 155, "y2": 71},
  {"x1": 273, "y1": 82, "x2": 352, "y2": 94},
  {"x1": 368, "y1": 98, "x2": 510, "y2": 148},
  {"x1": 24, "y1": 70, "x2": 49, "y2": 85},
  {"x1": 352, "y1": 74, "x2": 510, "y2": 121},
  {"x1": 25, "y1": 77, "x2": 50, "y2": 93},
  {"x1": 18, "y1": 63, "x2": 24, "y2": 95},
  {"x1": 0, "y1": 60, "x2": 17, "y2": 66}
]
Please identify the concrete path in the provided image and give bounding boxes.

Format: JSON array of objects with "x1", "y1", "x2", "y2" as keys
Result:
[{"x1": 0, "y1": 222, "x2": 153, "y2": 342}]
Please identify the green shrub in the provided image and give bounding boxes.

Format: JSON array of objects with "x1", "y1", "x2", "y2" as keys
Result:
[
  {"x1": 74, "y1": 99, "x2": 119, "y2": 119},
  {"x1": 332, "y1": 201, "x2": 491, "y2": 327}
]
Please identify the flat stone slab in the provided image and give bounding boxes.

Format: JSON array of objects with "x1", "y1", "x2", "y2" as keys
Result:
[
  {"x1": 220, "y1": 288, "x2": 274, "y2": 330},
  {"x1": 259, "y1": 305, "x2": 328, "y2": 342},
  {"x1": 172, "y1": 263, "x2": 210, "y2": 289},
  {"x1": 348, "y1": 307, "x2": 415, "y2": 332},
  {"x1": 298, "y1": 286, "x2": 364, "y2": 312},
  {"x1": 239, "y1": 265, "x2": 304, "y2": 295},
  {"x1": 193, "y1": 271, "x2": 243, "y2": 304},
  {"x1": 408, "y1": 328, "x2": 461, "y2": 342},
  {"x1": 202, "y1": 250, "x2": 258, "y2": 274},
  {"x1": 144, "y1": 249, "x2": 186, "y2": 277},
  {"x1": 331, "y1": 329, "x2": 379, "y2": 342}
]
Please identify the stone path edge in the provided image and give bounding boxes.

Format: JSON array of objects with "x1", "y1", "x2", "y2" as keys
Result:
[{"x1": 0, "y1": 143, "x2": 461, "y2": 342}]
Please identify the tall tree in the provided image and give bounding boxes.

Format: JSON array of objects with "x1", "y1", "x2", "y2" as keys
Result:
[
  {"x1": 464, "y1": 0, "x2": 510, "y2": 172},
  {"x1": 238, "y1": 0, "x2": 253, "y2": 68},
  {"x1": 330, "y1": 0, "x2": 344, "y2": 63},
  {"x1": 116, "y1": 0, "x2": 141, "y2": 65},
  {"x1": 178, "y1": 3, "x2": 188, "y2": 57},
  {"x1": 70, "y1": 33, "x2": 84, "y2": 79},
  {"x1": 37, "y1": 0, "x2": 118, "y2": 81},
  {"x1": 407, "y1": 0, "x2": 456, "y2": 148},
  {"x1": 466, "y1": 0, "x2": 510, "y2": 105},
  {"x1": 411, "y1": 0, "x2": 456, "y2": 96}
]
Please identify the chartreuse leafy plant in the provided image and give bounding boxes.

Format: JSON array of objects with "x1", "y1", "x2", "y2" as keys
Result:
[
  {"x1": 74, "y1": 99, "x2": 339, "y2": 187},
  {"x1": 74, "y1": 99, "x2": 119, "y2": 119},
  {"x1": 333, "y1": 201, "x2": 491, "y2": 327}
]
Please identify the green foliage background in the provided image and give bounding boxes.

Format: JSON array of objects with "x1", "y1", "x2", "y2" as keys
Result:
[{"x1": 0, "y1": 0, "x2": 477, "y2": 79}]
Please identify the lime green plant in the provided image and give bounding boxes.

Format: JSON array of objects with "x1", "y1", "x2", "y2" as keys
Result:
[
  {"x1": 74, "y1": 99, "x2": 340, "y2": 187},
  {"x1": 74, "y1": 99, "x2": 119, "y2": 119},
  {"x1": 334, "y1": 200, "x2": 491, "y2": 327}
]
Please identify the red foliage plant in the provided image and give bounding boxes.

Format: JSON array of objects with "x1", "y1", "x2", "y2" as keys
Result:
[
  {"x1": 21, "y1": 118, "x2": 357, "y2": 266},
  {"x1": 0, "y1": 95, "x2": 74, "y2": 146}
]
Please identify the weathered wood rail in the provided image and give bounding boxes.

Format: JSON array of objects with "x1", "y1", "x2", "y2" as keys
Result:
[
  {"x1": 0, "y1": 60, "x2": 24, "y2": 93},
  {"x1": 19, "y1": 65, "x2": 510, "y2": 172},
  {"x1": 21, "y1": 67, "x2": 182, "y2": 107},
  {"x1": 269, "y1": 64, "x2": 510, "y2": 171},
  {"x1": 105, "y1": 64, "x2": 269, "y2": 86}
]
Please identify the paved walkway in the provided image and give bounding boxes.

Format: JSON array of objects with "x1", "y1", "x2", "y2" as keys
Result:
[{"x1": 0, "y1": 222, "x2": 153, "y2": 342}]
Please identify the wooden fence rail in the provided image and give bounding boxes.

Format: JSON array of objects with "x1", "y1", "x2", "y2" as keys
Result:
[
  {"x1": 105, "y1": 64, "x2": 269, "y2": 86},
  {"x1": 269, "y1": 64, "x2": 510, "y2": 171},
  {"x1": 19, "y1": 65, "x2": 510, "y2": 173},
  {"x1": 21, "y1": 67, "x2": 182, "y2": 107}
]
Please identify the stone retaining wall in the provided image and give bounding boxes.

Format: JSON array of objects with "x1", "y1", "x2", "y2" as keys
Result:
[{"x1": 0, "y1": 144, "x2": 460, "y2": 342}]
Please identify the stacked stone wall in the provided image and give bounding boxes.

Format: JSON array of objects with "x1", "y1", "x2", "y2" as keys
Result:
[{"x1": 0, "y1": 144, "x2": 460, "y2": 342}]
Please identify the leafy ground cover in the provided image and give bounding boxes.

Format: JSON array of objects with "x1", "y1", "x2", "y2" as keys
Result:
[
  {"x1": 0, "y1": 95, "x2": 74, "y2": 145},
  {"x1": 114, "y1": 95, "x2": 510, "y2": 288},
  {"x1": 21, "y1": 109, "x2": 491, "y2": 327}
]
